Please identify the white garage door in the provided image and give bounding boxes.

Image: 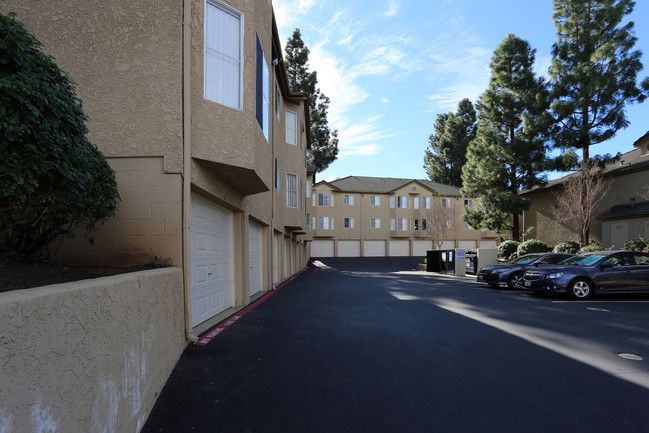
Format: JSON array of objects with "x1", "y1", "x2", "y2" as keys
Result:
[
  {"x1": 311, "y1": 240, "x2": 334, "y2": 257},
  {"x1": 364, "y1": 240, "x2": 386, "y2": 257},
  {"x1": 338, "y1": 240, "x2": 361, "y2": 257},
  {"x1": 413, "y1": 240, "x2": 433, "y2": 257},
  {"x1": 458, "y1": 240, "x2": 476, "y2": 250},
  {"x1": 190, "y1": 195, "x2": 234, "y2": 327},
  {"x1": 441, "y1": 241, "x2": 455, "y2": 250},
  {"x1": 389, "y1": 240, "x2": 410, "y2": 256},
  {"x1": 480, "y1": 240, "x2": 497, "y2": 249},
  {"x1": 249, "y1": 221, "x2": 263, "y2": 297}
]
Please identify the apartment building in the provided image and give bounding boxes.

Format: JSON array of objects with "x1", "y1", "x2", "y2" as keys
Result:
[
  {"x1": 3, "y1": 0, "x2": 312, "y2": 333},
  {"x1": 310, "y1": 177, "x2": 499, "y2": 257},
  {"x1": 522, "y1": 132, "x2": 649, "y2": 248}
]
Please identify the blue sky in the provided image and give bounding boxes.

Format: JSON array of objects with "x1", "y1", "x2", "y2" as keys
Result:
[{"x1": 272, "y1": 0, "x2": 649, "y2": 183}]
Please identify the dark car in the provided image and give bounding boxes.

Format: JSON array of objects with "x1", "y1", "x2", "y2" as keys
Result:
[
  {"x1": 477, "y1": 253, "x2": 573, "y2": 289},
  {"x1": 522, "y1": 251, "x2": 649, "y2": 299}
]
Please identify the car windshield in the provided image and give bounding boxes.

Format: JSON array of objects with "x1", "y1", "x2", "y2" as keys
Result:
[
  {"x1": 508, "y1": 255, "x2": 539, "y2": 264},
  {"x1": 560, "y1": 253, "x2": 608, "y2": 266},
  {"x1": 535, "y1": 255, "x2": 566, "y2": 265}
]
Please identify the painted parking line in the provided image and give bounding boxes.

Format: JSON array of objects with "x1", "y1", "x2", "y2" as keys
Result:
[{"x1": 194, "y1": 268, "x2": 308, "y2": 346}]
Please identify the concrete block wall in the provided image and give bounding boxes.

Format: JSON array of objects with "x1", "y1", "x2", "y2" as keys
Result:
[
  {"x1": 59, "y1": 157, "x2": 183, "y2": 267},
  {"x1": 0, "y1": 268, "x2": 185, "y2": 433}
]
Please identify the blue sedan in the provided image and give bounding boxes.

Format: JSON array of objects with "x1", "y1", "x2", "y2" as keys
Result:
[
  {"x1": 522, "y1": 251, "x2": 649, "y2": 299},
  {"x1": 477, "y1": 253, "x2": 573, "y2": 289}
]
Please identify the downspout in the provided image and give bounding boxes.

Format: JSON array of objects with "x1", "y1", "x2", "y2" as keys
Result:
[{"x1": 182, "y1": 0, "x2": 198, "y2": 342}]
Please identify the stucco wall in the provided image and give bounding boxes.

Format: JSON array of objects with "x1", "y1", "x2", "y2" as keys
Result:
[{"x1": 0, "y1": 268, "x2": 185, "y2": 433}]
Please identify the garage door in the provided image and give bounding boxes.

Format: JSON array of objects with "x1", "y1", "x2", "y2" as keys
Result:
[
  {"x1": 311, "y1": 240, "x2": 334, "y2": 257},
  {"x1": 480, "y1": 240, "x2": 497, "y2": 249},
  {"x1": 190, "y1": 195, "x2": 234, "y2": 327},
  {"x1": 389, "y1": 240, "x2": 409, "y2": 256},
  {"x1": 338, "y1": 240, "x2": 361, "y2": 257},
  {"x1": 458, "y1": 240, "x2": 476, "y2": 250},
  {"x1": 413, "y1": 240, "x2": 433, "y2": 257},
  {"x1": 364, "y1": 240, "x2": 386, "y2": 257},
  {"x1": 249, "y1": 221, "x2": 263, "y2": 297}
]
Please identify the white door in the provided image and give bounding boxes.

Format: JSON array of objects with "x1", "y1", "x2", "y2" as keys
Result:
[
  {"x1": 458, "y1": 240, "x2": 477, "y2": 250},
  {"x1": 338, "y1": 240, "x2": 361, "y2": 257},
  {"x1": 190, "y1": 195, "x2": 234, "y2": 327},
  {"x1": 389, "y1": 240, "x2": 410, "y2": 256},
  {"x1": 611, "y1": 222, "x2": 629, "y2": 249},
  {"x1": 413, "y1": 240, "x2": 433, "y2": 257},
  {"x1": 311, "y1": 240, "x2": 334, "y2": 257},
  {"x1": 364, "y1": 240, "x2": 386, "y2": 257},
  {"x1": 480, "y1": 240, "x2": 498, "y2": 249},
  {"x1": 249, "y1": 221, "x2": 263, "y2": 296}
]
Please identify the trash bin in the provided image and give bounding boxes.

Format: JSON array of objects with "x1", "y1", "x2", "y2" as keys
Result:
[{"x1": 426, "y1": 250, "x2": 442, "y2": 272}]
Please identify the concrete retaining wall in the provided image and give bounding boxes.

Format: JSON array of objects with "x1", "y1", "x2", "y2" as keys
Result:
[{"x1": 0, "y1": 268, "x2": 185, "y2": 433}]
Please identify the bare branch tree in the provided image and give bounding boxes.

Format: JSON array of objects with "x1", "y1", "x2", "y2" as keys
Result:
[
  {"x1": 552, "y1": 162, "x2": 611, "y2": 245},
  {"x1": 424, "y1": 200, "x2": 456, "y2": 250}
]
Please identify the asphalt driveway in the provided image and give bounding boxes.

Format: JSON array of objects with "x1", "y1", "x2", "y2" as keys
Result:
[{"x1": 142, "y1": 257, "x2": 649, "y2": 433}]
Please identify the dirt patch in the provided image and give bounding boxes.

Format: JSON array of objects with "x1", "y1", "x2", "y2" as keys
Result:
[{"x1": 0, "y1": 260, "x2": 152, "y2": 293}]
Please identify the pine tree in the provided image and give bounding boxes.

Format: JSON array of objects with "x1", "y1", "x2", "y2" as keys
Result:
[
  {"x1": 550, "y1": 0, "x2": 649, "y2": 243},
  {"x1": 284, "y1": 29, "x2": 338, "y2": 172},
  {"x1": 423, "y1": 99, "x2": 476, "y2": 187},
  {"x1": 461, "y1": 34, "x2": 552, "y2": 240}
]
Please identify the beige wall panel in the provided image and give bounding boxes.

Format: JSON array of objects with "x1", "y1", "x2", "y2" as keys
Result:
[{"x1": 0, "y1": 269, "x2": 185, "y2": 433}]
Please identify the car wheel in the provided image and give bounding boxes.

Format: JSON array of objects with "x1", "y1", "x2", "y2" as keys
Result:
[
  {"x1": 569, "y1": 278, "x2": 593, "y2": 300},
  {"x1": 507, "y1": 273, "x2": 524, "y2": 290}
]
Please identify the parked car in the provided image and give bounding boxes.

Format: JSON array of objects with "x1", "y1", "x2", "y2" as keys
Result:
[
  {"x1": 477, "y1": 253, "x2": 573, "y2": 289},
  {"x1": 522, "y1": 251, "x2": 649, "y2": 299}
]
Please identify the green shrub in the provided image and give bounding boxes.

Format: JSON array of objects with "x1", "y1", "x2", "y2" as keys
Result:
[
  {"x1": 553, "y1": 241, "x2": 580, "y2": 254},
  {"x1": 517, "y1": 239, "x2": 550, "y2": 256},
  {"x1": 0, "y1": 12, "x2": 120, "y2": 259},
  {"x1": 622, "y1": 236, "x2": 648, "y2": 252},
  {"x1": 498, "y1": 240, "x2": 520, "y2": 260},
  {"x1": 578, "y1": 242, "x2": 606, "y2": 253}
]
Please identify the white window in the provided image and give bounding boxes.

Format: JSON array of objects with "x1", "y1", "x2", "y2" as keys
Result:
[
  {"x1": 254, "y1": 33, "x2": 270, "y2": 139},
  {"x1": 318, "y1": 193, "x2": 329, "y2": 207},
  {"x1": 390, "y1": 219, "x2": 396, "y2": 230},
  {"x1": 464, "y1": 222, "x2": 473, "y2": 230},
  {"x1": 424, "y1": 197, "x2": 432, "y2": 209},
  {"x1": 414, "y1": 219, "x2": 419, "y2": 230},
  {"x1": 286, "y1": 174, "x2": 297, "y2": 208},
  {"x1": 205, "y1": 1, "x2": 242, "y2": 109},
  {"x1": 442, "y1": 198, "x2": 452, "y2": 208},
  {"x1": 464, "y1": 199, "x2": 473, "y2": 209},
  {"x1": 397, "y1": 196, "x2": 408, "y2": 208},
  {"x1": 306, "y1": 180, "x2": 312, "y2": 198},
  {"x1": 286, "y1": 110, "x2": 297, "y2": 145},
  {"x1": 306, "y1": 213, "x2": 311, "y2": 231},
  {"x1": 414, "y1": 197, "x2": 420, "y2": 209},
  {"x1": 275, "y1": 84, "x2": 280, "y2": 120},
  {"x1": 445, "y1": 219, "x2": 452, "y2": 229},
  {"x1": 422, "y1": 218, "x2": 427, "y2": 230},
  {"x1": 397, "y1": 218, "x2": 409, "y2": 231},
  {"x1": 344, "y1": 218, "x2": 355, "y2": 228},
  {"x1": 370, "y1": 218, "x2": 381, "y2": 229},
  {"x1": 344, "y1": 195, "x2": 354, "y2": 205},
  {"x1": 390, "y1": 196, "x2": 395, "y2": 208},
  {"x1": 370, "y1": 196, "x2": 380, "y2": 206},
  {"x1": 318, "y1": 217, "x2": 330, "y2": 230}
]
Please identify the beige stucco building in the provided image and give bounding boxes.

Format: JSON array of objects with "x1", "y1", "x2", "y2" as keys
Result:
[
  {"x1": 309, "y1": 177, "x2": 499, "y2": 257},
  {"x1": 2, "y1": 0, "x2": 313, "y2": 334},
  {"x1": 521, "y1": 132, "x2": 649, "y2": 248}
]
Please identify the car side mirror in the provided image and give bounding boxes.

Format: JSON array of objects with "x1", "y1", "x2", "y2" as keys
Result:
[{"x1": 601, "y1": 262, "x2": 614, "y2": 269}]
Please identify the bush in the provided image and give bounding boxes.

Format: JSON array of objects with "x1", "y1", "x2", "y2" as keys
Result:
[
  {"x1": 517, "y1": 239, "x2": 550, "y2": 256},
  {"x1": 0, "y1": 12, "x2": 120, "y2": 259},
  {"x1": 578, "y1": 242, "x2": 606, "y2": 253},
  {"x1": 622, "y1": 236, "x2": 648, "y2": 252},
  {"x1": 498, "y1": 240, "x2": 520, "y2": 260},
  {"x1": 553, "y1": 241, "x2": 580, "y2": 254}
]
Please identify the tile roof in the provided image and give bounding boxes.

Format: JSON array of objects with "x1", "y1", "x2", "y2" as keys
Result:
[
  {"x1": 521, "y1": 144, "x2": 649, "y2": 194},
  {"x1": 599, "y1": 199, "x2": 649, "y2": 220},
  {"x1": 323, "y1": 176, "x2": 463, "y2": 196}
]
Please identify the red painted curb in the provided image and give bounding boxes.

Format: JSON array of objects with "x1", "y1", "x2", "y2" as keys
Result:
[{"x1": 193, "y1": 267, "x2": 308, "y2": 346}]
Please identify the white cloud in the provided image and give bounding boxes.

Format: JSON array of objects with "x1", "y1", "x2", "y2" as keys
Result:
[
  {"x1": 383, "y1": 0, "x2": 404, "y2": 17},
  {"x1": 381, "y1": 98, "x2": 390, "y2": 104},
  {"x1": 339, "y1": 144, "x2": 382, "y2": 157}
]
